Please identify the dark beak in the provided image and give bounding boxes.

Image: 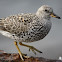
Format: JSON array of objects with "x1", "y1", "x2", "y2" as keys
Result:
[{"x1": 50, "y1": 13, "x2": 61, "y2": 19}]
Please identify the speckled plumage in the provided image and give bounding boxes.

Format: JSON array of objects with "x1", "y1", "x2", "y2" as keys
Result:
[
  {"x1": 0, "y1": 6, "x2": 52, "y2": 43},
  {"x1": 0, "y1": 5, "x2": 60, "y2": 43},
  {"x1": 0, "y1": 5, "x2": 61, "y2": 60},
  {"x1": 0, "y1": 13, "x2": 51, "y2": 43}
]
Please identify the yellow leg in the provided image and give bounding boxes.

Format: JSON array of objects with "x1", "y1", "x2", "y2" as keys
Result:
[
  {"x1": 14, "y1": 41, "x2": 24, "y2": 60},
  {"x1": 19, "y1": 42, "x2": 42, "y2": 55}
]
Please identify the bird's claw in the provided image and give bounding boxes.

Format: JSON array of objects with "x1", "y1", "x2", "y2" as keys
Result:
[
  {"x1": 22, "y1": 53, "x2": 27, "y2": 56},
  {"x1": 28, "y1": 46, "x2": 42, "y2": 55},
  {"x1": 21, "y1": 53, "x2": 30, "y2": 59}
]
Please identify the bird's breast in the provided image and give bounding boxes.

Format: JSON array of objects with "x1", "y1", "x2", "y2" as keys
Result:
[
  {"x1": 30, "y1": 20, "x2": 52, "y2": 41},
  {"x1": 20, "y1": 19, "x2": 52, "y2": 43}
]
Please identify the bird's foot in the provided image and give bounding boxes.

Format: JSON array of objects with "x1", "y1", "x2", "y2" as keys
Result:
[
  {"x1": 22, "y1": 53, "x2": 30, "y2": 58},
  {"x1": 19, "y1": 42, "x2": 42, "y2": 55},
  {"x1": 22, "y1": 53, "x2": 27, "y2": 56},
  {"x1": 29, "y1": 46, "x2": 42, "y2": 55}
]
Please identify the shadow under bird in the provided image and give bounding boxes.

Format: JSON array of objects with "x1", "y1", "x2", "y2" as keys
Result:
[{"x1": 0, "y1": 5, "x2": 61, "y2": 61}]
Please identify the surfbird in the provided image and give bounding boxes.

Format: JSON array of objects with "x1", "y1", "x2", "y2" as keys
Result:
[{"x1": 0, "y1": 5, "x2": 61, "y2": 60}]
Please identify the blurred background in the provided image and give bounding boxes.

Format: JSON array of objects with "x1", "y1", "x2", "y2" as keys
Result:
[{"x1": 0, "y1": 0, "x2": 62, "y2": 60}]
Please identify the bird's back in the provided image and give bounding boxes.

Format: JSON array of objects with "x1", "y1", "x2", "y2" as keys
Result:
[{"x1": 0, "y1": 13, "x2": 35, "y2": 34}]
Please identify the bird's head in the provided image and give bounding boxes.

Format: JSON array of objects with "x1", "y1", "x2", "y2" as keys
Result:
[{"x1": 36, "y1": 5, "x2": 61, "y2": 19}]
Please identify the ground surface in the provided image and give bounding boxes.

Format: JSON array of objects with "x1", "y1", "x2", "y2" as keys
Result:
[{"x1": 0, "y1": 50, "x2": 62, "y2": 62}]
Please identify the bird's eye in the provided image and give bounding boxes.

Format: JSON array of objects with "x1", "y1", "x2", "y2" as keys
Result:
[
  {"x1": 45, "y1": 9, "x2": 49, "y2": 13},
  {"x1": 45, "y1": 9, "x2": 47, "y2": 11}
]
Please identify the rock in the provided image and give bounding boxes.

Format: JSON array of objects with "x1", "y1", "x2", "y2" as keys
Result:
[{"x1": 0, "y1": 50, "x2": 62, "y2": 62}]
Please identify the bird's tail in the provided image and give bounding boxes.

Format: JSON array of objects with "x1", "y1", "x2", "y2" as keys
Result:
[{"x1": 0, "y1": 18, "x2": 5, "y2": 30}]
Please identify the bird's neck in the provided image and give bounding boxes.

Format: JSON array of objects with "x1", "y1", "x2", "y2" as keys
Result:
[
  {"x1": 36, "y1": 11, "x2": 51, "y2": 26},
  {"x1": 36, "y1": 11, "x2": 51, "y2": 20}
]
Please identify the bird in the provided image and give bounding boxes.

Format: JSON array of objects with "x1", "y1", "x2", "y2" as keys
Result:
[{"x1": 0, "y1": 5, "x2": 61, "y2": 60}]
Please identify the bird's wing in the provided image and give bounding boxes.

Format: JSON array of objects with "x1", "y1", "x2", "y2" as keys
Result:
[{"x1": 0, "y1": 13, "x2": 35, "y2": 34}]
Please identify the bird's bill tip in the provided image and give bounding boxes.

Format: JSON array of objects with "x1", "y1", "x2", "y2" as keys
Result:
[{"x1": 50, "y1": 13, "x2": 61, "y2": 19}]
